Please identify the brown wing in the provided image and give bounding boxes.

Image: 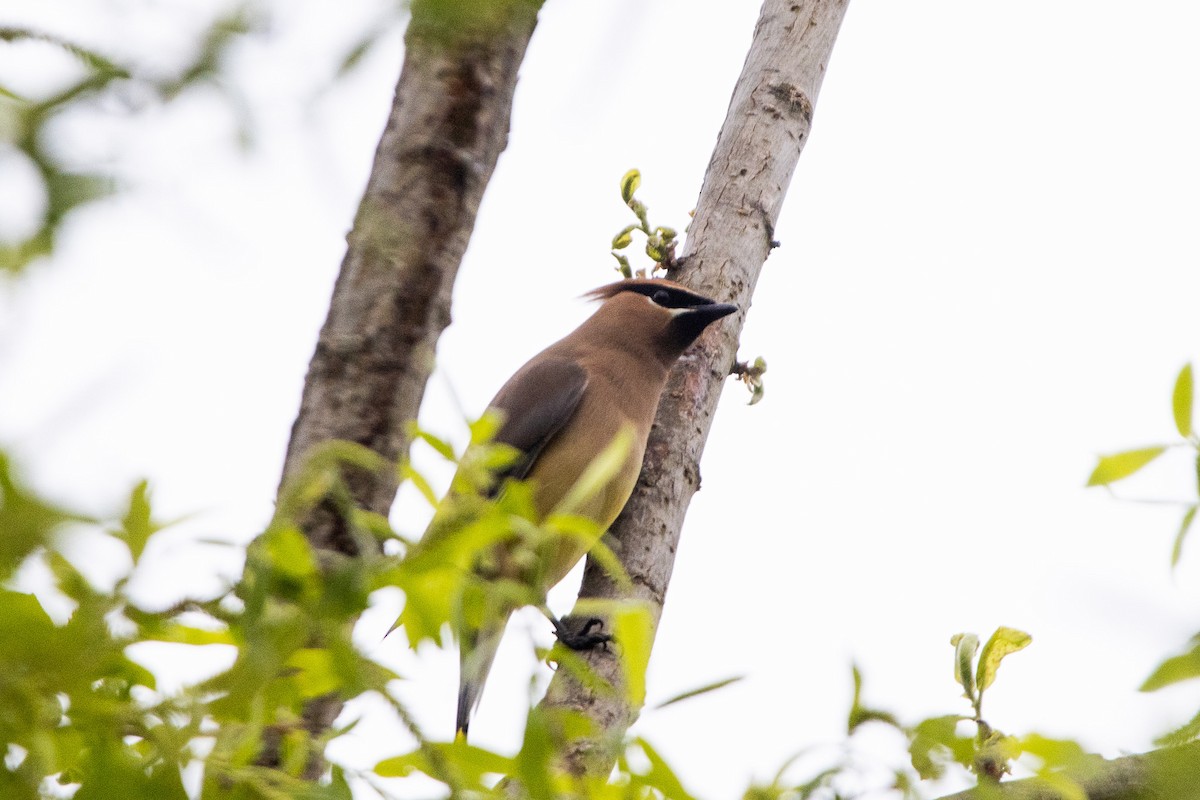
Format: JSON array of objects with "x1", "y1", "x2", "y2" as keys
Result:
[{"x1": 487, "y1": 356, "x2": 588, "y2": 483}]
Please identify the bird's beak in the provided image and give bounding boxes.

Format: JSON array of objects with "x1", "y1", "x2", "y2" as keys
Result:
[
  {"x1": 672, "y1": 301, "x2": 738, "y2": 344},
  {"x1": 691, "y1": 302, "x2": 738, "y2": 324}
]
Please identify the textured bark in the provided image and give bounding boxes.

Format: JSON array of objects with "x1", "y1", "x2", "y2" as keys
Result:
[
  {"x1": 537, "y1": 0, "x2": 850, "y2": 777},
  {"x1": 280, "y1": 0, "x2": 542, "y2": 556},
  {"x1": 267, "y1": 0, "x2": 542, "y2": 776},
  {"x1": 936, "y1": 742, "x2": 1200, "y2": 800}
]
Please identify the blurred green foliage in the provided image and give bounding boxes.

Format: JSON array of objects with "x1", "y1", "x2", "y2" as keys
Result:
[
  {"x1": 0, "y1": 16, "x2": 262, "y2": 274},
  {"x1": 4, "y1": 376, "x2": 1200, "y2": 797},
  {"x1": 0, "y1": 1, "x2": 416, "y2": 276},
  {"x1": 746, "y1": 357, "x2": 1200, "y2": 798},
  {"x1": 0, "y1": 444, "x2": 385, "y2": 797},
  {"x1": 1086, "y1": 362, "x2": 1200, "y2": 753},
  {"x1": 1086, "y1": 362, "x2": 1200, "y2": 569},
  {"x1": 0, "y1": 28, "x2": 126, "y2": 272},
  {"x1": 0, "y1": 428, "x2": 692, "y2": 798}
]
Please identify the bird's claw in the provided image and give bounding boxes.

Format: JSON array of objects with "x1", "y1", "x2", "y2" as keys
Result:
[{"x1": 553, "y1": 616, "x2": 612, "y2": 651}]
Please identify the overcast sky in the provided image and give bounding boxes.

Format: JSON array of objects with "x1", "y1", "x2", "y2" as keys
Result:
[{"x1": 3, "y1": 1, "x2": 1200, "y2": 797}]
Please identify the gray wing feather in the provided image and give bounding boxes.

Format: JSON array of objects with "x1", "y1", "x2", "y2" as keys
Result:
[{"x1": 487, "y1": 356, "x2": 588, "y2": 483}]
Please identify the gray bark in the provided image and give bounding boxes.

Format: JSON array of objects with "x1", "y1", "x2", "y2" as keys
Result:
[
  {"x1": 266, "y1": 0, "x2": 542, "y2": 776},
  {"x1": 279, "y1": 0, "x2": 542, "y2": 555},
  {"x1": 536, "y1": 0, "x2": 851, "y2": 778}
]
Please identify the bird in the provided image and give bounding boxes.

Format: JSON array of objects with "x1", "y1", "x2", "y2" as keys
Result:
[{"x1": 426, "y1": 277, "x2": 736, "y2": 739}]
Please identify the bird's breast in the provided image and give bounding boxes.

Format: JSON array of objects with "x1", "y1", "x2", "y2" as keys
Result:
[{"x1": 523, "y1": 393, "x2": 648, "y2": 528}]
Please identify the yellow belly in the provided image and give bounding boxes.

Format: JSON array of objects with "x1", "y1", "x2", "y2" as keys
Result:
[{"x1": 521, "y1": 413, "x2": 647, "y2": 589}]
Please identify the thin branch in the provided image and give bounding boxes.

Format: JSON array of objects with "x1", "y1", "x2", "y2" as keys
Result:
[
  {"x1": 536, "y1": 0, "x2": 851, "y2": 778},
  {"x1": 936, "y1": 741, "x2": 1200, "y2": 800}
]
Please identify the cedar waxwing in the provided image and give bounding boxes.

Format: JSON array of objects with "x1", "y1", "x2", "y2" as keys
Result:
[{"x1": 431, "y1": 278, "x2": 737, "y2": 738}]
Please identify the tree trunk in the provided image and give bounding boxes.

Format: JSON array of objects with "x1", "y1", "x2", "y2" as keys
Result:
[
  {"x1": 279, "y1": 0, "x2": 542, "y2": 556},
  {"x1": 266, "y1": 0, "x2": 542, "y2": 775},
  {"x1": 536, "y1": 0, "x2": 851, "y2": 778}
]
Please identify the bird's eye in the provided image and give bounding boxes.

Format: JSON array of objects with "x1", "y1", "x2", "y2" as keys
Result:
[{"x1": 652, "y1": 290, "x2": 671, "y2": 306}]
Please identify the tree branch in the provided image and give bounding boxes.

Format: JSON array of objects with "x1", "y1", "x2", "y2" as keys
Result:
[
  {"x1": 536, "y1": 0, "x2": 850, "y2": 777},
  {"x1": 265, "y1": 0, "x2": 542, "y2": 775},
  {"x1": 279, "y1": 0, "x2": 542, "y2": 556},
  {"x1": 936, "y1": 742, "x2": 1200, "y2": 800}
]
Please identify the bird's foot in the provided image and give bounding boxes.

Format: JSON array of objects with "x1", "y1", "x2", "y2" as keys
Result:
[{"x1": 552, "y1": 615, "x2": 612, "y2": 651}]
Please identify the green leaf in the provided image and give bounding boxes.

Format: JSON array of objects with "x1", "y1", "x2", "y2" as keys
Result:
[
  {"x1": 1174, "y1": 363, "x2": 1194, "y2": 438},
  {"x1": 846, "y1": 664, "x2": 900, "y2": 733},
  {"x1": 45, "y1": 549, "x2": 91, "y2": 602},
  {"x1": 327, "y1": 765, "x2": 355, "y2": 800},
  {"x1": 143, "y1": 624, "x2": 234, "y2": 646},
  {"x1": 114, "y1": 480, "x2": 159, "y2": 564},
  {"x1": 976, "y1": 626, "x2": 1031, "y2": 693},
  {"x1": 399, "y1": 461, "x2": 439, "y2": 508},
  {"x1": 1086, "y1": 447, "x2": 1166, "y2": 486},
  {"x1": 908, "y1": 715, "x2": 973, "y2": 780},
  {"x1": 453, "y1": 440, "x2": 520, "y2": 496},
  {"x1": 1019, "y1": 735, "x2": 1094, "y2": 800},
  {"x1": 0, "y1": 589, "x2": 56, "y2": 643},
  {"x1": 542, "y1": 644, "x2": 617, "y2": 700},
  {"x1": 1153, "y1": 707, "x2": 1200, "y2": 747},
  {"x1": 654, "y1": 675, "x2": 744, "y2": 710},
  {"x1": 0, "y1": 452, "x2": 91, "y2": 579},
  {"x1": 611, "y1": 224, "x2": 637, "y2": 250},
  {"x1": 372, "y1": 749, "x2": 421, "y2": 778},
  {"x1": 412, "y1": 427, "x2": 458, "y2": 463},
  {"x1": 748, "y1": 381, "x2": 765, "y2": 406},
  {"x1": 47, "y1": 173, "x2": 114, "y2": 216},
  {"x1": 388, "y1": 499, "x2": 526, "y2": 647},
  {"x1": 375, "y1": 741, "x2": 515, "y2": 785},
  {"x1": 275, "y1": 439, "x2": 388, "y2": 522},
  {"x1": 350, "y1": 508, "x2": 397, "y2": 542},
  {"x1": 1019, "y1": 733, "x2": 1089, "y2": 768},
  {"x1": 1140, "y1": 640, "x2": 1200, "y2": 691},
  {"x1": 620, "y1": 168, "x2": 641, "y2": 204},
  {"x1": 515, "y1": 707, "x2": 555, "y2": 800},
  {"x1": 286, "y1": 648, "x2": 341, "y2": 698},
  {"x1": 611, "y1": 600, "x2": 653, "y2": 706},
  {"x1": 468, "y1": 410, "x2": 504, "y2": 445},
  {"x1": 263, "y1": 525, "x2": 317, "y2": 580},
  {"x1": 633, "y1": 738, "x2": 697, "y2": 800},
  {"x1": 950, "y1": 633, "x2": 979, "y2": 699},
  {"x1": 543, "y1": 517, "x2": 630, "y2": 590},
  {"x1": 390, "y1": 564, "x2": 457, "y2": 648},
  {"x1": 1172, "y1": 506, "x2": 1197, "y2": 569},
  {"x1": 551, "y1": 425, "x2": 634, "y2": 517}
]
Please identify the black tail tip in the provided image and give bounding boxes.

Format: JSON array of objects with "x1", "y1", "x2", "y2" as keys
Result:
[{"x1": 456, "y1": 696, "x2": 471, "y2": 741}]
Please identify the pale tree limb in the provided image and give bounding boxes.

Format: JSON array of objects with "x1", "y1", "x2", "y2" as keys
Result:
[
  {"x1": 937, "y1": 742, "x2": 1200, "y2": 800},
  {"x1": 265, "y1": 0, "x2": 543, "y2": 775},
  {"x1": 536, "y1": 0, "x2": 851, "y2": 778}
]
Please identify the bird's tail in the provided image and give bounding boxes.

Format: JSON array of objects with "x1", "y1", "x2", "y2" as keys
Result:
[{"x1": 456, "y1": 612, "x2": 511, "y2": 739}]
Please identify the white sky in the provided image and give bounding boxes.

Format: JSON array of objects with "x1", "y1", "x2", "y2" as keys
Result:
[{"x1": 2, "y1": 1, "x2": 1200, "y2": 797}]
